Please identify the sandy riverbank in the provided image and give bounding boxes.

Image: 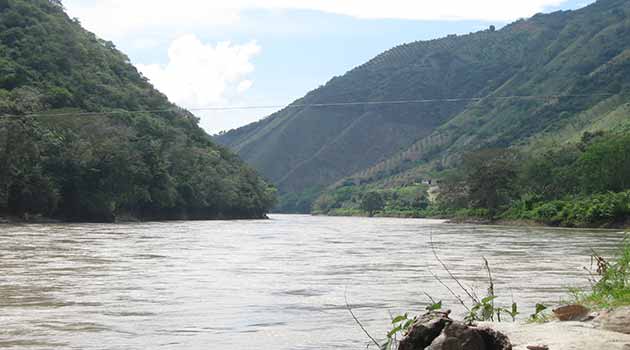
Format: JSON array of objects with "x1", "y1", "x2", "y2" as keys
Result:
[{"x1": 483, "y1": 320, "x2": 630, "y2": 350}]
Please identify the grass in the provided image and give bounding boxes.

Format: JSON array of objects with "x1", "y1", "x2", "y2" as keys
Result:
[{"x1": 574, "y1": 237, "x2": 630, "y2": 309}]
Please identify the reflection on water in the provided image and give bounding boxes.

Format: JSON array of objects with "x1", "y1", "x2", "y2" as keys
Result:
[{"x1": 0, "y1": 215, "x2": 625, "y2": 349}]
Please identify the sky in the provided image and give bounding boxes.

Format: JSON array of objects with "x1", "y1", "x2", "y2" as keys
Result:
[{"x1": 63, "y1": 0, "x2": 594, "y2": 134}]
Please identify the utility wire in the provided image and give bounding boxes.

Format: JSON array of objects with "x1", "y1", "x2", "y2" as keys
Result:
[{"x1": 0, "y1": 92, "x2": 617, "y2": 119}]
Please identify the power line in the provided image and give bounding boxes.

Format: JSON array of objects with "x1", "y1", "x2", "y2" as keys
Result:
[{"x1": 0, "y1": 92, "x2": 617, "y2": 119}]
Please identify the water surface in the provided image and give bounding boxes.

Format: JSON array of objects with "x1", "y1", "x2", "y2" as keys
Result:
[{"x1": 0, "y1": 215, "x2": 626, "y2": 349}]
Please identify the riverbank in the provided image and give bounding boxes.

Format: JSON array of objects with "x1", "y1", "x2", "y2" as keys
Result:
[
  {"x1": 390, "y1": 235, "x2": 630, "y2": 349},
  {"x1": 484, "y1": 319, "x2": 630, "y2": 350},
  {"x1": 0, "y1": 212, "x2": 270, "y2": 224},
  {"x1": 446, "y1": 216, "x2": 630, "y2": 230},
  {"x1": 389, "y1": 307, "x2": 630, "y2": 350},
  {"x1": 0, "y1": 214, "x2": 61, "y2": 224},
  {"x1": 315, "y1": 210, "x2": 630, "y2": 229}
]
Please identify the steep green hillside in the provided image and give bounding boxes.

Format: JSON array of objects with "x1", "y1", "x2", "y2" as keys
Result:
[
  {"x1": 218, "y1": 0, "x2": 630, "y2": 213},
  {"x1": 0, "y1": 0, "x2": 276, "y2": 222}
]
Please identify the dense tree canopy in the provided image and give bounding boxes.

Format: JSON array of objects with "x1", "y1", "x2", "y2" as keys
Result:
[
  {"x1": 0, "y1": 0, "x2": 276, "y2": 221},
  {"x1": 435, "y1": 131, "x2": 630, "y2": 227},
  {"x1": 360, "y1": 191, "x2": 384, "y2": 217},
  {"x1": 460, "y1": 149, "x2": 519, "y2": 214}
]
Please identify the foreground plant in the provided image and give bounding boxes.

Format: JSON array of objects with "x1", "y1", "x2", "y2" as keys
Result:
[
  {"x1": 576, "y1": 237, "x2": 630, "y2": 309},
  {"x1": 527, "y1": 303, "x2": 550, "y2": 323},
  {"x1": 350, "y1": 236, "x2": 630, "y2": 349}
]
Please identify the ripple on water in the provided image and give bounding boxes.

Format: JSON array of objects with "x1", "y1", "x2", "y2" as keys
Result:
[{"x1": 0, "y1": 215, "x2": 625, "y2": 350}]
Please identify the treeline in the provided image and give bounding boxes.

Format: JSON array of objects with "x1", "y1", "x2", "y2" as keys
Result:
[
  {"x1": 437, "y1": 131, "x2": 630, "y2": 227},
  {"x1": 0, "y1": 112, "x2": 276, "y2": 222},
  {"x1": 312, "y1": 184, "x2": 430, "y2": 218},
  {"x1": 0, "y1": 0, "x2": 276, "y2": 222}
]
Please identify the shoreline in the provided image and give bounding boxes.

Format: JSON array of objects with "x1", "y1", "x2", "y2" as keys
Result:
[
  {"x1": 313, "y1": 211, "x2": 630, "y2": 230},
  {"x1": 3, "y1": 211, "x2": 627, "y2": 230},
  {"x1": 446, "y1": 217, "x2": 630, "y2": 230},
  {"x1": 0, "y1": 213, "x2": 270, "y2": 225},
  {"x1": 483, "y1": 319, "x2": 630, "y2": 350}
]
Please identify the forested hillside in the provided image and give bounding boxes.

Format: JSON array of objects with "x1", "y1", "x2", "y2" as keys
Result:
[
  {"x1": 0, "y1": 0, "x2": 276, "y2": 222},
  {"x1": 217, "y1": 0, "x2": 630, "y2": 214}
]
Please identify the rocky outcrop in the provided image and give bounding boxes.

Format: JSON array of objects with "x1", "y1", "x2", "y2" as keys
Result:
[
  {"x1": 429, "y1": 321, "x2": 486, "y2": 350},
  {"x1": 398, "y1": 311, "x2": 452, "y2": 350},
  {"x1": 397, "y1": 311, "x2": 512, "y2": 350}
]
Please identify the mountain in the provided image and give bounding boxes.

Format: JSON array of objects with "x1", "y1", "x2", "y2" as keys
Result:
[
  {"x1": 216, "y1": 0, "x2": 630, "y2": 213},
  {"x1": 0, "y1": 0, "x2": 276, "y2": 222}
]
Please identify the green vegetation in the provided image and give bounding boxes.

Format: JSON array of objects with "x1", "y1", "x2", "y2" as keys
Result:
[
  {"x1": 436, "y1": 132, "x2": 630, "y2": 227},
  {"x1": 360, "y1": 191, "x2": 384, "y2": 217},
  {"x1": 316, "y1": 131, "x2": 629, "y2": 225},
  {"x1": 274, "y1": 186, "x2": 322, "y2": 214},
  {"x1": 364, "y1": 237, "x2": 629, "y2": 349},
  {"x1": 505, "y1": 191, "x2": 630, "y2": 227},
  {"x1": 0, "y1": 0, "x2": 276, "y2": 222},
  {"x1": 527, "y1": 304, "x2": 551, "y2": 323},
  {"x1": 383, "y1": 312, "x2": 417, "y2": 350},
  {"x1": 313, "y1": 184, "x2": 432, "y2": 218},
  {"x1": 574, "y1": 238, "x2": 630, "y2": 309},
  {"x1": 219, "y1": 0, "x2": 630, "y2": 213}
]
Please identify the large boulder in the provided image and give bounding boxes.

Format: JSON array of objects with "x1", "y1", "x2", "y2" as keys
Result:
[
  {"x1": 477, "y1": 327, "x2": 512, "y2": 350},
  {"x1": 397, "y1": 311, "x2": 512, "y2": 350},
  {"x1": 429, "y1": 322, "x2": 486, "y2": 350},
  {"x1": 398, "y1": 311, "x2": 452, "y2": 350}
]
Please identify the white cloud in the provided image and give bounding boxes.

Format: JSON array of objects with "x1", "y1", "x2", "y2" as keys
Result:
[
  {"x1": 64, "y1": 0, "x2": 241, "y2": 40},
  {"x1": 237, "y1": 80, "x2": 254, "y2": 93},
  {"x1": 65, "y1": 0, "x2": 569, "y2": 40},
  {"x1": 137, "y1": 35, "x2": 261, "y2": 109}
]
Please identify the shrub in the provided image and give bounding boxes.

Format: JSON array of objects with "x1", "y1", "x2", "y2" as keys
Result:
[
  {"x1": 526, "y1": 191, "x2": 630, "y2": 227},
  {"x1": 578, "y1": 238, "x2": 630, "y2": 309}
]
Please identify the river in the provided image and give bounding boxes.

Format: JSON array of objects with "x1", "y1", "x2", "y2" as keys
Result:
[{"x1": 0, "y1": 214, "x2": 626, "y2": 349}]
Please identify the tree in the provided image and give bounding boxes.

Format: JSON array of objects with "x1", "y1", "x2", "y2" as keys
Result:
[
  {"x1": 578, "y1": 133, "x2": 630, "y2": 194},
  {"x1": 361, "y1": 191, "x2": 384, "y2": 217},
  {"x1": 412, "y1": 194, "x2": 429, "y2": 210},
  {"x1": 436, "y1": 172, "x2": 469, "y2": 209},
  {"x1": 47, "y1": 0, "x2": 64, "y2": 9},
  {"x1": 461, "y1": 149, "x2": 519, "y2": 214},
  {"x1": 519, "y1": 145, "x2": 581, "y2": 200}
]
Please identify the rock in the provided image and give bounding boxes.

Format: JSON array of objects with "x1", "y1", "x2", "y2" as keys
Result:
[
  {"x1": 430, "y1": 322, "x2": 486, "y2": 350},
  {"x1": 598, "y1": 307, "x2": 630, "y2": 334},
  {"x1": 526, "y1": 345, "x2": 549, "y2": 350},
  {"x1": 552, "y1": 304, "x2": 589, "y2": 321},
  {"x1": 398, "y1": 311, "x2": 511, "y2": 350},
  {"x1": 478, "y1": 327, "x2": 512, "y2": 350},
  {"x1": 398, "y1": 311, "x2": 452, "y2": 350}
]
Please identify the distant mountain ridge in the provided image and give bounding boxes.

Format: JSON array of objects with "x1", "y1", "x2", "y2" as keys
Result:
[{"x1": 217, "y1": 0, "x2": 630, "y2": 212}]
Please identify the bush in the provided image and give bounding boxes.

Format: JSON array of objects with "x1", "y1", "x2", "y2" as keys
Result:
[
  {"x1": 454, "y1": 207, "x2": 491, "y2": 219},
  {"x1": 532, "y1": 201, "x2": 566, "y2": 224},
  {"x1": 579, "y1": 238, "x2": 630, "y2": 308},
  {"x1": 527, "y1": 191, "x2": 630, "y2": 227}
]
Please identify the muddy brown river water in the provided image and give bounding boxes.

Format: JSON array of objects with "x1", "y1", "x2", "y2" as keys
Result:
[{"x1": 0, "y1": 214, "x2": 626, "y2": 349}]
